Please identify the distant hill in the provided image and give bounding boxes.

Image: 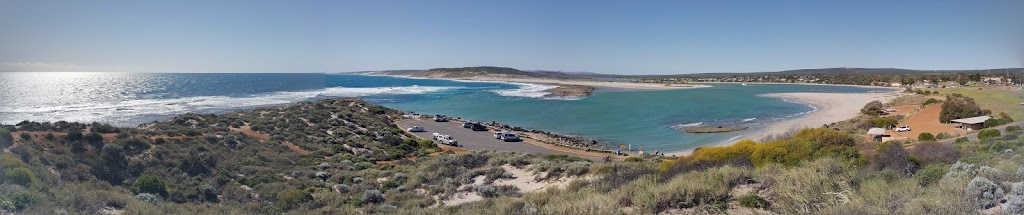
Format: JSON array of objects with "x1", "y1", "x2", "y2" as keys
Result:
[
  {"x1": 349, "y1": 66, "x2": 1024, "y2": 79},
  {"x1": 353, "y1": 66, "x2": 626, "y2": 79}
]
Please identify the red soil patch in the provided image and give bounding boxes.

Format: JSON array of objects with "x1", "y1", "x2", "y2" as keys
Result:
[
  {"x1": 889, "y1": 104, "x2": 966, "y2": 141},
  {"x1": 230, "y1": 125, "x2": 270, "y2": 141},
  {"x1": 283, "y1": 141, "x2": 311, "y2": 155}
]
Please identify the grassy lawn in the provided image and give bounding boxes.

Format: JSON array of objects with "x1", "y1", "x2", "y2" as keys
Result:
[{"x1": 931, "y1": 84, "x2": 1024, "y2": 120}]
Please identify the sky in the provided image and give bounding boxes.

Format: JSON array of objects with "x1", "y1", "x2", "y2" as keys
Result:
[{"x1": 1, "y1": 0, "x2": 1022, "y2": 74}]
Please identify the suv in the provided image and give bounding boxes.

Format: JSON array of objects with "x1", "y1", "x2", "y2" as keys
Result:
[
  {"x1": 432, "y1": 133, "x2": 459, "y2": 146},
  {"x1": 434, "y1": 115, "x2": 448, "y2": 122},
  {"x1": 462, "y1": 121, "x2": 475, "y2": 128},
  {"x1": 896, "y1": 125, "x2": 911, "y2": 132},
  {"x1": 470, "y1": 123, "x2": 488, "y2": 131},
  {"x1": 499, "y1": 133, "x2": 520, "y2": 142}
]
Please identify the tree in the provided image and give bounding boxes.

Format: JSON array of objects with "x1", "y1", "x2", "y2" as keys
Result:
[
  {"x1": 94, "y1": 144, "x2": 128, "y2": 184},
  {"x1": 861, "y1": 100, "x2": 884, "y2": 115},
  {"x1": 85, "y1": 132, "x2": 104, "y2": 149},
  {"x1": 133, "y1": 174, "x2": 168, "y2": 197},
  {"x1": 0, "y1": 128, "x2": 12, "y2": 149},
  {"x1": 871, "y1": 117, "x2": 898, "y2": 128},
  {"x1": 917, "y1": 133, "x2": 936, "y2": 141},
  {"x1": 940, "y1": 96, "x2": 983, "y2": 123}
]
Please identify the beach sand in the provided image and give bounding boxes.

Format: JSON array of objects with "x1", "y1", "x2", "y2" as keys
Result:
[
  {"x1": 665, "y1": 92, "x2": 901, "y2": 156},
  {"x1": 460, "y1": 76, "x2": 713, "y2": 90}
]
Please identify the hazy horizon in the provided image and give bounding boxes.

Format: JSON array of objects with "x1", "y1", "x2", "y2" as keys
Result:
[{"x1": 2, "y1": 0, "x2": 1023, "y2": 74}]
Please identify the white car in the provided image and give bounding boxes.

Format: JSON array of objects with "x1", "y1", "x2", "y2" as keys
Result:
[
  {"x1": 499, "y1": 133, "x2": 520, "y2": 142},
  {"x1": 493, "y1": 131, "x2": 505, "y2": 139},
  {"x1": 896, "y1": 125, "x2": 911, "y2": 132},
  {"x1": 432, "y1": 133, "x2": 459, "y2": 146},
  {"x1": 407, "y1": 126, "x2": 425, "y2": 132}
]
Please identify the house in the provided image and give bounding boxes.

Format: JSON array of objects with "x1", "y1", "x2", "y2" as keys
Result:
[
  {"x1": 950, "y1": 116, "x2": 992, "y2": 131},
  {"x1": 867, "y1": 128, "x2": 891, "y2": 142}
]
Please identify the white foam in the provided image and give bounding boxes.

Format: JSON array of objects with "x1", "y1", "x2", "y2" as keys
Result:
[
  {"x1": 0, "y1": 85, "x2": 457, "y2": 125},
  {"x1": 742, "y1": 118, "x2": 757, "y2": 122},
  {"x1": 490, "y1": 83, "x2": 557, "y2": 98}
]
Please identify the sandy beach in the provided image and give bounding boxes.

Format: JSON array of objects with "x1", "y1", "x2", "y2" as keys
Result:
[
  {"x1": 665, "y1": 92, "x2": 901, "y2": 156},
  {"x1": 459, "y1": 76, "x2": 713, "y2": 90}
]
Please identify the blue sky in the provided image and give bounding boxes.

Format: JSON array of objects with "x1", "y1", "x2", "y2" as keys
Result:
[{"x1": 1, "y1": 0, "x2": 1022, "y2": 74}]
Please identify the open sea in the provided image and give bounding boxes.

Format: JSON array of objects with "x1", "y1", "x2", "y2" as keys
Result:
[{"x1": 0, "y1": 72, "x2": 881, "y2": 152}]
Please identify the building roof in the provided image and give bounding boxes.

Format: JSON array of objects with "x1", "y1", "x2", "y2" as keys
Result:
[
  {"x1": 950, "y1": 116, "x2": 992, "y2": 124},
  {"x1": 867, "y1": 128, "x2": 886, "y2": 135}
]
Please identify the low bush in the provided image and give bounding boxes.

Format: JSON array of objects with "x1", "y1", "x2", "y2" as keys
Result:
[
  {"x1": 1008, "y1": 126, "x2": 1023, "y2": 133},
  {"x1": 5, "y1": 167, "x2": 36, "y2": 186},
  {"x1": 918, "y1": 133, "x2": 936, "y2": 141},
  {"x1": 922, "y1": 98, "x2": 939, "y2": 106},
  {"x1": 966, "y1": 176, "x2": 1004, "y2": 209},
  {"x1": 978, "y1": 129, "x2": 1001, "y2": 139},
  {"x1": 736, "y1": 194, "x2": 769, "y2": 209},
  {"x1": 18, "y1": 133, "x2": 30, "y2": 141},
  {"x1": 277, "y1": 189, "x2": 311, "y2": 210},
  {"x1": 913, "y1": 164, "x2": 947, "y2": 186},
  {"x1": 133, "y1": 174, "x2": 168, "y2": 197},
  {"x1": 935, "y1": 133, "x2": 953, "y2": 139},
  {"x1": 0, "y1": 128, "x2": 12, "y2": 148}
]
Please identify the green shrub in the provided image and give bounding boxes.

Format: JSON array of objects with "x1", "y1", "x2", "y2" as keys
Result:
[
  {"x1": 0, "y1": 128, "x2": 12, "y2": 148},
  {"x1": 914, "y1": 164, "x2": 947, "y2": 186},
  {"x1": 861, "y1": 100, "x2": 884, "y2": 115},
  {"x1": 736, "y1": 194, "x2": 769, "y2": 209},
  {"x1": 922, "y1": 98, "x2": 939, "y2": 106},
  {"x1": 978, "y1": 129, "x2": 1001, "y2": 139},
  {"x1": 18, "y1": 133, "x2": 30, "y2": 141},
  {"x1": 133, "y1": 174, "x2": 168, "y2": 197},
  {"x1": 955, "y1": 137, "x2": 970, "y2": 144},
  {"x1": 277, "y1": 189, "x2": 311, "y2": 210},
  {"x1": 9, "y1": 191, "x2": 37, "y2": 211},
  {"x1": 918, "y1": 133, "x2": 936, "y2": 141},
  {"x1": 1008, "y1": 126, "x2": 1023, "y2": 133},
  {"x1": 871, "y1": 117, "x2": 898, "y2": 128},
  {"x1": 935, "y1": 133, "x2": 953, "y2": 139},
  {"x1": 624, "y1": 157, "x2": 644, "y2": 162},
  {"x1": 5, "y1": 167, "x2": 36, "y2": 186}
]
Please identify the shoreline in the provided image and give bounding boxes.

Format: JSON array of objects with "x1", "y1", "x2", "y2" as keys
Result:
[
  {"x1": 358, "y1": 73, "x2": 713, "y2": 91},
  {"x1": 665, "y1": 91, "x2": 901, "y2": 157},
  {"x1": 696, "y1": 81, "x2": 902, "y2": 92}
]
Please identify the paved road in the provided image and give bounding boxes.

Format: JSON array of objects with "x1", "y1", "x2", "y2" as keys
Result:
[
  {"x1": 397, "y1": 118, "x2": 607, "y2": 161},
  {"x1": 938, "y1": 121, "x2": 1024, "y2": 144}
]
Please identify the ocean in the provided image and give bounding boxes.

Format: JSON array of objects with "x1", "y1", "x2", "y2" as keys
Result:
[{"x1": 0, "y1": 72, "x2": 880, "y2": 152}]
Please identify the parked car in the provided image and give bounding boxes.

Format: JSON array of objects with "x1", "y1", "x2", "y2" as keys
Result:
[
  {"x1": 896, "y1": 125, "x2": 911, "y2": 132},
  {"x1": 407, "y1": 126, "x2": 425, "y2": 132},
  {"x1": 493, "y1": 131, "x2": 505, "y2": 139},
  {"x1": 434, "y1": 115, "x2": 448, "y2": 122},
  {"x1": 431, "y1": 133, "x2": 459, "y2": 146},
  {"x1": 462, "y1": 121, "x2": 475, "y2": 128},
  {"x1": 470, "y1": 123, "x2": 488, "y2": 131},
  {"x1": 499, "y1": 133, "x2": 521, "y2": 142}
]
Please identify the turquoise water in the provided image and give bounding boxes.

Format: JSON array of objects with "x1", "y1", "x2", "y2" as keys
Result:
[
  {"x1": 0, "y1": 73, "x2": 879, "y2": 152},
  {"x1": 380, "y1": 82, "x2": 878, "y2": 151}
]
